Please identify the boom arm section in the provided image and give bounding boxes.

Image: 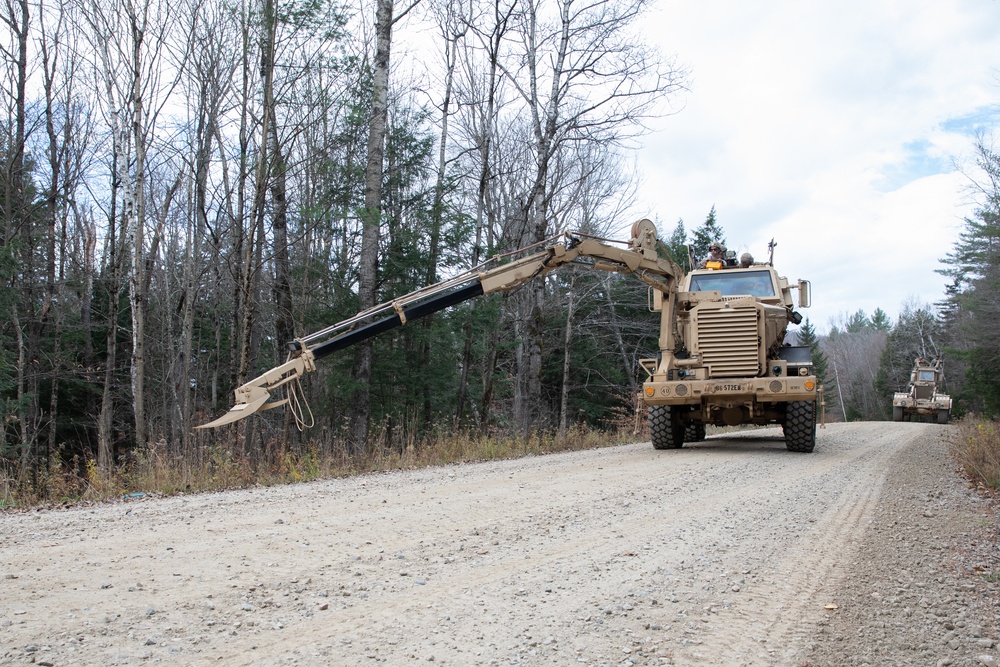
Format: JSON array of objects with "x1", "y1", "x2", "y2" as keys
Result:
[{"x1": 198, "y1": 219, "x2": 679, "y2": 429}]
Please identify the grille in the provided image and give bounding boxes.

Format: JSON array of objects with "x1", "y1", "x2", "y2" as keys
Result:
[
  {"x1": 695, "y1": 306, "x2": 761, "y2": 378},
  {"x1": 769, "y1": 380, "x2": 783, "y2": 393}
]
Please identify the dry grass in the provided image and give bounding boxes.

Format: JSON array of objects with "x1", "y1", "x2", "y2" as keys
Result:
[
  {"x1": 1, "y1": 424, "x2": 642, "y2": 509},
  {"x1": 950, "y1": 414, "x2": 1000, "y2": 490}
]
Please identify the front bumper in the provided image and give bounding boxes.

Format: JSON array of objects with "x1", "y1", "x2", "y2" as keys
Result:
[{"x1": 643, "y1": 376, "x2": 819, "y2": 406}]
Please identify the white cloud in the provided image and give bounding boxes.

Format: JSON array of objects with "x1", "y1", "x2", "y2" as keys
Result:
[{"x1": 632, "y1": 0, "x2": 1000, "y2": 331}]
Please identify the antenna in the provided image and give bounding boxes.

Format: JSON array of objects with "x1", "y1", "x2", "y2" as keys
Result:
[{"x1": 767, "y1": 238, "x2": 777, "y2": 265}]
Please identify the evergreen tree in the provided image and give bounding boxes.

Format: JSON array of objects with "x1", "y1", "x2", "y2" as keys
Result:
[
  {"x1": 661, "y1": 218, "x2": 691, "y2": 272},
  {"x1": 937, "y1": 136, "x2": 1000, "y2": 415},
  {"x1": 870, "y1": 308, "x2": 892, "y2": 332},
  {"x1": 689, "y1": 205, "x2": 726, "y2": 263},
  {"x1": 845, "y1": 309, "x2": 870, "y2": 333},
  {"x1": 797, "y1": 318, "x2": 829, "y2": 388}
]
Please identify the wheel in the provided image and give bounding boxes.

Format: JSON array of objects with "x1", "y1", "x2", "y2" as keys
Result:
[
  {"x1": 892, "y1": 406, "x2": 903, "y2": 422},
  {"x1": 783, "y1": 401, "x2": 816, "y2": 453},
  {"x1": 937, "y1": 409, "x2": 950, "y2": 424},
  {"x1": 650, "y1": 405, "x2": 685, "y2": 449},
  {"x1": 684, "y1": 422, "x2": 706, "y2": 442}
]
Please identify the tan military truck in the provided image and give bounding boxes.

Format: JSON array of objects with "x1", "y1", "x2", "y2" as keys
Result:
[
  {"x1": 640, "y1": 245, "x2": 819, "y2": 452},
  {"x1": 892, "y1": 357, "x2": 951, "y2": 424},
  {"x1": 200, "y1": 224, "x2": 819, "y2": 455}
]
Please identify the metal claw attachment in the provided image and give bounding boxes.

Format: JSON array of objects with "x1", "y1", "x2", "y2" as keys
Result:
[{"x1": 196, "y1": 350, "x2": 316, "y2": 429}]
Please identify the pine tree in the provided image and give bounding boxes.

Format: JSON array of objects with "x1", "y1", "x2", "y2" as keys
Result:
[
  {"x1": 937, "y1": 137, "x2": 1000, "y2": 415},
  {"x1": 845, "y1": 309, "x2": 870, "y2": 333},
  {"x1": 661, "y1": 218, "x2": 691, "y2": 272},
  {"x1": 689, "y1": 205, "x2": 726, "y2": 263},
  {"x1": 797, "y1": 318, "x2": 829, "y2": 387},
  {"x1": 870, "y1": 308, "x2": 892, "y2": 332}
]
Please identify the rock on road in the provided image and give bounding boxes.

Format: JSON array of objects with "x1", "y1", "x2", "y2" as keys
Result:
[{"x1": 2, "y1": 422, "x2": 999, "y2": 666}]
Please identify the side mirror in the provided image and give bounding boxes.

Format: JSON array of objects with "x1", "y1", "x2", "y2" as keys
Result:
[{"x1": 797, "y1": 280, "x2": 811, "y2": 308}]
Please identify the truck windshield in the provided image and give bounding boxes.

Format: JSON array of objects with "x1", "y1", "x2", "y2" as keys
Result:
[
  {"x1": 689, "y1": 270, "x2": 776, "y2": 297},
  {"x1": 918, "y1": 370, "x2": 936, "y2": 381}
]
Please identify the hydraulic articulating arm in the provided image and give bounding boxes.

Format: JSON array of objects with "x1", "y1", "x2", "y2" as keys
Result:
[{"x1": 197, "y1": 219, "x2": 681, "y2": 429}]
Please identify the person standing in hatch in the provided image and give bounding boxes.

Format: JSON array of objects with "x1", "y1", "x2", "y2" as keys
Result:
[{"x1": 699, "y1": 242, "x2": 726, "y2": 268}]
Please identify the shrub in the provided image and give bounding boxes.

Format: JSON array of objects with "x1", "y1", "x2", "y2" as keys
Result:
[{"x1": 951, "y1": 415, "x2": 1000, "y2": 490}]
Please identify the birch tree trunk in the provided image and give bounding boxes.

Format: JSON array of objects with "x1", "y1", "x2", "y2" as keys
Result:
[
  {"x1": 349, "y1": 0, "x2": 394, "y2": 453},
  {"x1": 98, "y1": 104, "x2": 129, "y2": 469},
  {"x1": 128, "y1": 10, "x2": 149, "y2": 450}
]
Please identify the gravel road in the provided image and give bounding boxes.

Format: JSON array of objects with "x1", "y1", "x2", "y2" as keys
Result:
[{"x1": 2, "y1": 422, "x2": 998, "y2": 666}]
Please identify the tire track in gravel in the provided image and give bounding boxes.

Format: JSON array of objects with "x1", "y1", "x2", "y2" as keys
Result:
[
  {"x1": 230, "y1": 423, "x2": 919, "y2": 666},
  {"x1": 693, "y1": 423, "x2": 924, "y2": 666},
  {"x1": 2, "y1": 422, "x2": 945, "y2": 667}
]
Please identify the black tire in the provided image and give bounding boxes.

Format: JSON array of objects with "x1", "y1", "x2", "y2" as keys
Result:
[
  {"x1": 783, "y1": 400, "x2": 816, "y2": 453},
  {"x1": 650, "y1": 405, "x2": 685, "y2": 450},
  {"x1": 892, "y1": 406, "x2": 903, "y2": 422},
  {"x1": 937, "y1": 409, "x2": 950, "y2": 424},
  {"x1": 684, "y1": 422, "x2": 707, "y2": 442}
]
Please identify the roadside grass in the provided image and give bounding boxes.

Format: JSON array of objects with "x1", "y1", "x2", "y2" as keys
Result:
[
  {"x1": 1, "y1": 423, "x2": 645, "y2": 509},
  {"x1": 950, "y1": 414, "x2": 1000, "y2": 490}
]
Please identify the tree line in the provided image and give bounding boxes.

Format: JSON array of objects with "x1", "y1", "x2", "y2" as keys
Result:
[
  {"x1": 1, "y1": 0, "x2": 690, "y2": 489},
  {"x1": 3, "y1": 0, "x2": 997, "y2": 495}
]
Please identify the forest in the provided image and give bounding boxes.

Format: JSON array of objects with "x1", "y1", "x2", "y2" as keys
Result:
[{"x1": 2, "y1": 0, "x2": 999, "y2": 500}]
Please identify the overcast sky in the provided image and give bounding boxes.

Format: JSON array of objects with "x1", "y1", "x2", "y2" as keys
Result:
[{"x1": 627, "y1": 0, "x2": 1000, "y2": 333}]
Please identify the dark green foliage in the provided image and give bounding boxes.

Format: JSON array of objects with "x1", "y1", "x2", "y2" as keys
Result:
[
  {"x1": 689, "y1": 205, "x2": 726, "y2": 263},
  {"x1": 870, "y1": 308, "x2": 892, "y2": 332},
  {"x1": 0, "y1": 240, "x2": 19, "y2": 458},
  {"x1": 540, "y1": 269, "x2": 656, "y2": 428},
  {"x1": 660, "y1": 218, "x2": 691, "y2": 272},
  {"x1": 845, "y1": 309, "x2": 871, "y2": 333},
  {"x1": 936, "y1": 137, "x2": 1000, "y2": 417},
  {"x1": 796, "y1": 318, "x2": 829, "y2": 388}
]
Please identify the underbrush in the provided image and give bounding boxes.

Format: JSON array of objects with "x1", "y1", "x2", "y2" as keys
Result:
[
  {"x1": 951, "y1": 415, "x2": 1000, "y2": 490},
  {"x1": 1, "y1": 424, "x2": 642, "y2": 509}
]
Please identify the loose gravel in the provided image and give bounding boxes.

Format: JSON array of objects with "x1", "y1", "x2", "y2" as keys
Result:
[{"x1": 1, "y1": 422, "x2": 997, "y2": 666}]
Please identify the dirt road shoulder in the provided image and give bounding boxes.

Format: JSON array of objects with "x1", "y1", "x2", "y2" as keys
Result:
[{"x1": 801, "y1": 426, "x2": 1000, "y2": 667}]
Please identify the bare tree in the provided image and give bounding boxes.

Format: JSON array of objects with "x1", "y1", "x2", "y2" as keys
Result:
[
  {"x1": 348, "y1": 0, "x2": 398, "y2": 452},
  {"x1": 500, "y1": 0, "x2": 686, "y2": 431},
  {"x1": 452, "y1": 0, "x2": 515, "y2": 426},
  {"x1": 822, "y1": 313, "x2": 888, "y2": 421},
  {"x1": 81, "y1": 0, "x2": 190, "y2": 460}
]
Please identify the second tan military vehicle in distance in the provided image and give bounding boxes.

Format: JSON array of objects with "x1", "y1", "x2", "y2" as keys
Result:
[{"x1": 892, "y1": 357, "x2": 952, "y2": 424}]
